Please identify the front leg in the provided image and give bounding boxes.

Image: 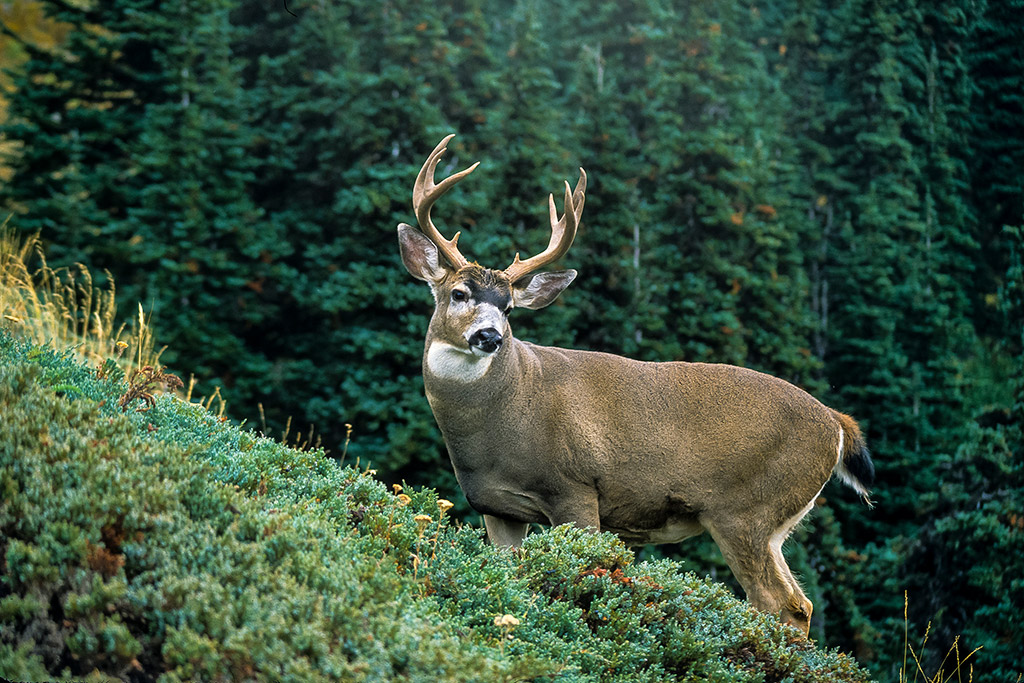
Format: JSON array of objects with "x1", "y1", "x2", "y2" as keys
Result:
[
  {"x1": 547, "y1": 491, "x2": 601, "y2": 533},
  {"x1": 483, "y1": 514, "x2": 529, "y2": 548},
  {"x1": 484, "y1": 491, "x2": 601, "y2": 547}
]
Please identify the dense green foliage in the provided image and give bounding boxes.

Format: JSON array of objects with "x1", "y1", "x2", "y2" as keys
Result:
[
  {"x1": 1, "y1": 0, "x2": 1021, "y2": 679},
  {"x1": 0, "y1": 334, "x2": 872, "y2": 681}
]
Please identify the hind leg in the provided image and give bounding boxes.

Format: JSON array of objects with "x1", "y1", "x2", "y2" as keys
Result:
[
  {"x1": 701, "y1": 511, "x2": 814, "y2": 635},
  {"x1": 768, "y1": 502, "x2": 819, "y2": 633}
]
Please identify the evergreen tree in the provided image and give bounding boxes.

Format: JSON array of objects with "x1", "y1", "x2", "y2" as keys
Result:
[
  {"x1": 813, "y1": 0, "x2": 982, "y2": 669},
  {"x1": 1, "y1": 2, "x2": 155, "y2": 261},
  {"x1": 112, "y1": 0, "x2": 268, "y2": 396},
  {"x1": 228, "y1": 0, "x2": 505, "y2": 494},
  {"x1": 557, "y1": 1, "x2": 651, "y2": 359},
  {"x1": 968, "y1": 0, "x2": 1024, "y2": 348},
  {"x1": 460, "y1": 0, "x2": 581, "y2": 352},
  {"x1": 1, "y1": 0, "x2": 268, "y2": 400},
  {"x1": 898, "y1": 224, "x2": 1024, "y2": 678}
]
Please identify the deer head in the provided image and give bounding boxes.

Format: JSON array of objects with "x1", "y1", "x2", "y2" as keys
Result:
[{"x1": 398, "y1": 134, "x2": 585, "y2": 364}]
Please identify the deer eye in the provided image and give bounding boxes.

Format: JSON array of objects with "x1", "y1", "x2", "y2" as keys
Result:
[{"x1": 451, "y1": 289, "x2": 468, "y2": 303}]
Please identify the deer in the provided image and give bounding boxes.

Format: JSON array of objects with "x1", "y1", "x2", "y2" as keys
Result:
[{"x1": 396, "y1": 134, "x2": 874, "y2": 635}]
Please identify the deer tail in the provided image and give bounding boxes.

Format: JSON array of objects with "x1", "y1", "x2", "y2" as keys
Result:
[{"x1": 831, "y1": 410, "x2": 875, "y2": 507}]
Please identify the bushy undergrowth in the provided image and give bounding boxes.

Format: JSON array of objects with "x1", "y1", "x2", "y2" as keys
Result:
[{"x1": 0, "y1": 334, "x2": 872, "y2": 682}]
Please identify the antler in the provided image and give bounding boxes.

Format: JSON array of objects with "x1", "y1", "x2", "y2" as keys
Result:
[
  {"x1": 413, "y1": 134, "x2": 480, "y2": 270},
  {"x1": 504, "y1": 169, "x2": 587, "y2": 284}
]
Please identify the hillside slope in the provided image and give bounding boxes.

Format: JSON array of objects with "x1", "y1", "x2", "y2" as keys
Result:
[{"x1": 0, "y1": 333, "x2": 872, "y2": 682}]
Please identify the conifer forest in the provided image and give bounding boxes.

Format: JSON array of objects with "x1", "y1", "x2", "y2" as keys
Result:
[{"x1": 0, "y1": 0, "x2": 1022, "y2": 680}]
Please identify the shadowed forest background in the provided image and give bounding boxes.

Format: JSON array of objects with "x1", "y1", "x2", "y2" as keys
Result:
[{"x1": 1, "y1": 0, "x2": 1021, "y2": 679}]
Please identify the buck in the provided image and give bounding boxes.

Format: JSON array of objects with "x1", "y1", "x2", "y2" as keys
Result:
[{"x1": 397, "y1": 134, "x2": 874, "y2": 635}]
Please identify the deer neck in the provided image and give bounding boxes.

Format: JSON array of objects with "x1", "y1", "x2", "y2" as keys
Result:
[{"x1": 422, "y1": 322, "x2": 527, "y2": 412}]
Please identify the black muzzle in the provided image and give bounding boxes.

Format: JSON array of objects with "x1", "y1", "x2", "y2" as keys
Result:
[{"x1": 468, "y1": 327, "x2": 503, "y2": 354}]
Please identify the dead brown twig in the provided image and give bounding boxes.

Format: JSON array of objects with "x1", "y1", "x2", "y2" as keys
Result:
[{"x1": 118, "y1": 365, "x2": 183, "y2": 412}]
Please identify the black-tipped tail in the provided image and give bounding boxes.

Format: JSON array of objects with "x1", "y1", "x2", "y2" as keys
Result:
[
  {"x1": 845, "y1": 442, "x2": 874, "y2": 490},
  {"x1": 832, "y1": 411, "x2": 875, "y2": 506}
]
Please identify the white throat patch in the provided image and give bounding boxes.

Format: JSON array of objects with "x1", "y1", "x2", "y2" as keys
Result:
[{"x1": 426, "y1": 341, "x2": 495, "y2": 382}]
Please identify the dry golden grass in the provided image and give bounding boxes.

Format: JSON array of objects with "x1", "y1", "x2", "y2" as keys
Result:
[
  {"x1": 0, "y1": 222, "x2": 163, "y2": 374},
  {"x1": 899, "y1": 592, "x2": 988, "y2": 683}
]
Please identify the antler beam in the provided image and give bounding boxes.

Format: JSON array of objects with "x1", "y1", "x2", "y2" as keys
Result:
[
  {"x1": 504, "y1": 169, "x2": 586, "y2": 284},
  {"x1": 413, "y1": 134, "x2": 479, "y2": 270}
]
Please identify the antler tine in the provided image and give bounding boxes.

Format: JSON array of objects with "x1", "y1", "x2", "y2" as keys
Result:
[
  {"x1": 412, "y1": 134, "x2": 479, "y2": 270},
  {"x1": 571, "y1": 167, "x2": 586, "y2": 222},
  {"x1": 505, "y1": 168, "x2": 587, "y2": 284}
]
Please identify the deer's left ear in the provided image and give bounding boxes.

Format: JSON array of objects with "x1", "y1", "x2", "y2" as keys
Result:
[{"x1": 512, "y1": 269, "x2": 577, "y2": 310}]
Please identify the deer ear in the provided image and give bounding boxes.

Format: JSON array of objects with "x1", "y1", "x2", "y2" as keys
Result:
[
  {"x1": 398, "y1": 223, "x2": 450, "y2": 283},
  {"x1": 512, "y1": 269, "x2": 577, "y2": 310}
]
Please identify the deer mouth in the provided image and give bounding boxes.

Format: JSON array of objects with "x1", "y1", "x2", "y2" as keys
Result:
[{"x1": 470, "y1": 342, "x2": 500, "y2": 355}]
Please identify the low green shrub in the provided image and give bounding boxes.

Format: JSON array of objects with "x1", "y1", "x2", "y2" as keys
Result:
[{"x1": 0, "y1": 333, "x2": 872, "y2": 681}]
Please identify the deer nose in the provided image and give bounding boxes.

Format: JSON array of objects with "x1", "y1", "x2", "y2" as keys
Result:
[{"x1": 468, "y1": 327, "x2": 503, "y2": 353}]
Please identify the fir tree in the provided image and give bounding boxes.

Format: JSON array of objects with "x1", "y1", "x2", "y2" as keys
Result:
[
  {"x1": 229, "y1": 0, "x2": 498, "y2": 488},
  {"x1": 1, "y1": 2, "x2": 157, "y2": 261},
  {"x1": 968, "y1": 0, "x2": 1024, "y2": 349},
  {"x1": 1, "y1": 0, "x2": 268, "y2": 399},
  {"x1": 815, "y1": 0, "x2": 983, "y2": 668}
]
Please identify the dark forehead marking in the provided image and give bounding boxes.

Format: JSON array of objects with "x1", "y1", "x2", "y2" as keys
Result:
[{"x1": 456, "y1": 265, "x2": 512, "y2": 309}]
